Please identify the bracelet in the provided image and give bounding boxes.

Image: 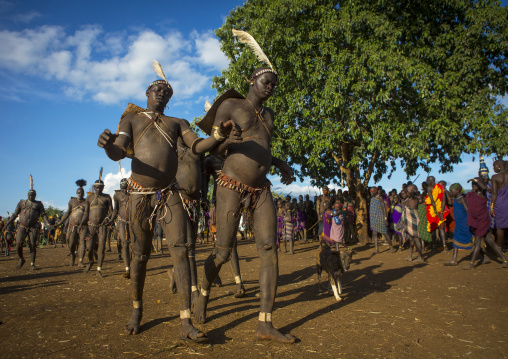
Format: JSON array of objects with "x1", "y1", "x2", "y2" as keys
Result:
[
  {"x1": 181, "y1": 129, "x2": 193, "y2": 137},
  {"x1": 213, "y1": 129, "x2": 226, "y2": 141},
  {"x1": 191, "y1": 138, "x2": 204, "y2": 155},
  {"x1": 212, "y1": 125, "x2": 219, "y2": 130}
]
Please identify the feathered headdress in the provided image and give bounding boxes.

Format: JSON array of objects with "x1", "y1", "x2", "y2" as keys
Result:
[
  {"x1": 76, "y1": 179, "x2": 87, "y2": 188},
  {"x1": 29, "y1": 174, "x2": 35, "y2": 193},
  {"x1": 232, "y1": 29, "x2": 277, "y2": 78},
  {"x1": 95, "y1": 167, "x2": 104, "y2": 185},
  {"x1": 148, "y1": 60, "x2": 173, "y2": 98}
]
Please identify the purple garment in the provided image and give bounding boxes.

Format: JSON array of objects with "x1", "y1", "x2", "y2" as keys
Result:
[
  {"x1": 322, "y1": 211, "x2": 333, "y2": 244},
  {"x1": 296, "y1": 210, "x2": 306, "y2": 231},
  {"x1": 487, "y1": 181, "x2": 496, "y2": 229},
  {"x1": 330, "y1": 213, "x2": 344, "y2": 243},
  {"x1": 494, "y1": 185, "x2": 508, "y2": 229},
  {"x1": 391, "y1": 204, "x2": 403, "y2": 235},
  {"x1": 466, "y1": 192, "x2": 490, "y2": 237}
]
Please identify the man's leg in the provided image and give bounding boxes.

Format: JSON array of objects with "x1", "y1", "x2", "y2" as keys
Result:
[
  {"x1": 373, "y1": 231, "x2": 379, "y2": 253},
  {"x1": 15, "y1": 227, "x2": 27, "y2": 268},
  {"x1": 495, "y1": 228, "x2": 505, "y2": 252},
  {"x1": 84, "y1": 228, "x2": 97, "y2": 273},
  {"x1": 28, "y1": 228, "x2": 38, "y2": 269},
  {"x1": 68, "y1": 229, "x2": 79, "y2": 266},
  {"x1": 230, "y1": 241, "x2": 245, "y2": 298},
  {"x1": 161, "y1": 194, "x2": 206, "y2": 341},
  {"x1": 194, "y1": 186, "x2": 241, "y2": 324},
  {"x1": 96, "y1": 226, "x2": 107, "y2": 277},
  {"x1": 125, "y1": 193, "x2": 154, "y2": 335},
  {"x1": 252, "y1": 191, "x2": 295, "y2": 343},
  {"x1": 120, "y1": 223, "x2": 131, "y2": 278}
]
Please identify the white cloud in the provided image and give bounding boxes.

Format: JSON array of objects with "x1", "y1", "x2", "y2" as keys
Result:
[
  {"x1": 192, "y1": 30, "x2": 229, "y2": 69},
  {"x1": 103, "y1": 169, "x2": 132, "y2": 197},
  {"x1": 0, "y1": 25, "x2": 228, "y2": 104}
]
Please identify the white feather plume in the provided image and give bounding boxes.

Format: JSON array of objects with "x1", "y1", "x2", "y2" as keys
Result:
[
  {"x1": 29, "y1": 174, "x2": 33, "y2": 190},
  {"x1": 119, "y1": 160, "x2": 123, "y2": 179},
  {"x1": 204, "y1": 101, "x2": 212, "y2": 112},
  {"x1": 232, "y1": 29, "x2": 274, "y2": 70},
  {"x1": 152, "y1": 60, "x2": 168, "y2": 82}
]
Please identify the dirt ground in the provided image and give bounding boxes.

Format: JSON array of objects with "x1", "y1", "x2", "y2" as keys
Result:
[{"x1": 1, "y1": 237, "x2": 507, "y2": 359}]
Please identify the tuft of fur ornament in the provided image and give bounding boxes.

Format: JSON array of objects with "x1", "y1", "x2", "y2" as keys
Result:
[{"x1": 75, "y1": 179, "x2": 87, "y2": 188}]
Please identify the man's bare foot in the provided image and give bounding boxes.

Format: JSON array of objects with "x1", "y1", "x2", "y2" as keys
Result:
[
  {"x1": 70, "y1": 258, "x2": 75, "y2": 266},
  {"x1": 462, "y1": 262, "x2": 474, "y2": 270},
  {"x1": 234, "y1": 283, "x2": 246, "y2": 298},
  {"x1": 31, "y1": 264, "x2": 38, "y2": 270},
  {"x1": 78, "y1": 262, "x2": 85, "y2": 268},
  {"x1": 125, "y1": 308, "x2": 142, "y2": 335},
  {"x1": 389, "y1": 247, "x2": 396, "y2": 253},
  {"x1": 17, "y1": 258, "x2": 25, "y2": 269},
  {"x1": 497, "y1": 261, "x2": 508, "y2": 269},
  {"x1": 84, "y1": 262, "x2": 94, "y2": 273},
  {"x1": 193, "y1": 293, "x2": 208, "y2": 324},
  {"x1": 405, "y1": 256, "x2": 412, "y2": 262},
  {"x1": 179, "y1": 322, "x2": 208, "y2": 343},
  {"x1": 373, "y1": 249, "x2": 379, "y2": 254},
  {"x1": 255, "y1": 321, "x2": 296, "y2": 344},
  {"x1": 444, "y1": 261, "x2": 457, "y2": 266},
  {"x1": 413, "y1": 257, "x2": 424, "y2": 263},
  {"x1": 123, "y1": 270, "x2": 130, "y2": 279},
  {"x1": 96, "y1": 270, "x2": 103, "y2": 278},
  {"x1": 167, "y1": 268, "x2": 177, "y2": 293}
]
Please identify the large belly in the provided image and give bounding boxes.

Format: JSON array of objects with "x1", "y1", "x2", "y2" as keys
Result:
[
  {"x1": 19, "y1": 210, "x2": 39, "y2": 227},
  {"x1": 69, "y1": 209, "x2": 84, "y2": 225},
  {"x1": 176, "y1": 160, "x2": 202, "y2": 199},
  {"x1": 131, "y1": 148, "x2": 178, "y2": 188},
  {"x1": 222, "y1": 141, "x2": 272, "y2": 187}
]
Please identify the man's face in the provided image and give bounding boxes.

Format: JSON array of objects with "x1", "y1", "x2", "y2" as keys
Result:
[
  {"x1": 322, "y1": 187, "x2": 329, "y2": 196},
  {"x1": 450, "y1": 186, "x2": 459, "y2": 197},
  {"x1": 147, "y1": 83, "x2": 172, "y2": 108},
  {"x1": 299, "y1": 195, "x2": 303, "y2": 201},
  {"x1": 94, "y1": 185, "x2": 104, "y2": 194},
  {"x1": 27, "y1": 191, "x2": 36, "y2": 201},
  {"x1": 76, "y1": 188, "x2": 84, "y2": 200},
  {"x1": 252, "y1": 72, "x2": 277, "y2": 100},
  {"x1": 120, "y1": 180, "x2": 128, "y2": 190},
  {"x1": 493, "y1": 160, "x2": 503, "y2": 173},
  {"x1": 426, "y1": 177, "x2": 435, "y2": 187}
]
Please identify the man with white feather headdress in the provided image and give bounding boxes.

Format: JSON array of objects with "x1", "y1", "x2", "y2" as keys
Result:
[
  {"x1": 4, "y1": 175, "x2": 53, "y2": 270},
  {"x1": 97, "y1": 60, "x2": 241, "y2": 342},
  {"x1": 193, "y1": 29, "x2": 296, "y2": 343}
]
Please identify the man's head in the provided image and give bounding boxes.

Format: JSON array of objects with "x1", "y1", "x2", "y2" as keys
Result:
[
  {"x1": 493, "y1": 159, "x2": 505, "y2": 173},
  {"x1": 298, "y1": 195, "x2": 303, "y2": 201},
  {"x1": 94, "y1": 180, "x2": 104, "y2": 194},
  {"x1": 305, "y1": 194, "x2": 310, "y2": 200},
  {"x1": 28, "y1": 190, "x2": 36, "y2": 201},
  {"x1": 369, "y1": 187, "x2": 378, "y2": 196},
  {"x1": 146, "y1": 81, "x2": 173, "y2": 109},
  {"x1": 407, "y1": 184, "x2": 418, "y2": 197},
  {"x1": 449, "y1": 183, "x2": 462, "y2": 198},
  {"x1": 438, "y1": 180, "x2": 447, "y2": 189},
  {"x1": 322, "y1": 186, "x2": 329, "y2": 196},
  {"x1": 249, "y1": 67, "x2": 277, "y2": 100},
  {"x1": 76, "y1": 187, "x2": 84, "y2": 200},
  {"x1": 426, "y1": 176, "x2": 436, "y2": 187},
  {"x1": 120, "y1": 178, "x2": 128, "y2": 190}
]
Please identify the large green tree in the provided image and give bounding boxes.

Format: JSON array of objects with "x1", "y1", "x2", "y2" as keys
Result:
[{"x1": 211, "y1": 0, "x2": 508, "y2": 243}]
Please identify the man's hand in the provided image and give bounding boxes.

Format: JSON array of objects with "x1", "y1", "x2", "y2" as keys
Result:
[
  {"x1": 224, "y1": 123, "x2": 242, "y2": 145},
  {"x1": 437, "y1": 213, "x2": 444, "y2": 221},
  {"x1": 279, "y1": 162, "x2": 295, "y2": 185},
  {"x1": 97, "y1": 129, "x2": 117, "y2": 148}
]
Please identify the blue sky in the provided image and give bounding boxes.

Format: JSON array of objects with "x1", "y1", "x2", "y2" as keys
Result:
[{"x1": 0, "y1": 0, "x2": 506, "y2": 217}]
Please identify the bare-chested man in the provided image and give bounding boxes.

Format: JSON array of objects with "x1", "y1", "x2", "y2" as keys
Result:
[
  {"x1": 491, "y1": 160, "x2": 508, "y2": 250},
  {"x1": 193, "y1": 65, "x2": 296, "y2": 344},
  {"x1": 79, "y1": 177, "x2": 113, "y2": 277},
  {"x1": 5, "y1": 181, "x2": 53, "y2": 270},
  {"x1": 398, "y1": 185, "x2": 424, "y2": 262},
  {"x1": 109, "y1": 178, "x2": 131, "y2": 278},
  {"x1": 97, "y1": 74, "x2": 240, "y2": 342},
  {"x1": 55, "y1": 180, "x2": 88, "y2": 266}
]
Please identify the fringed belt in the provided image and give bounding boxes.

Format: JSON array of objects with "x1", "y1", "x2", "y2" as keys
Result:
[{"x1": 216, "y1": 171, "x2": 271, "y2": 214}]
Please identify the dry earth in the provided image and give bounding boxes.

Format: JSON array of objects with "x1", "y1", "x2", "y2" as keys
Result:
[{"x1": 1, "y1": 238, "x2": 507, "y2": 358}]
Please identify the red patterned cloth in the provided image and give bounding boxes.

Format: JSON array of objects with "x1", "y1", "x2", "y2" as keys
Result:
[{"x1": 466, "y1": 191, "x2": 490, "y2": 237}]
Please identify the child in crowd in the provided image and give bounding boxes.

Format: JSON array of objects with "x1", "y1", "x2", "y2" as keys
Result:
[
  {"x1": 330, "y1": 201, "x2": 345, "y2": 251},
  {"x1": 444, "y1": 183, "x2": 473, "y2": 266}
]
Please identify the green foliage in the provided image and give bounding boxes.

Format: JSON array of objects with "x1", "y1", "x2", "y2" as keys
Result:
[
  {"x1": 210, "y1": 0, "x2": 508, "y2": 191},
  {"x1": 45, "y1": 206, "x2": 64, "y2": 220}
]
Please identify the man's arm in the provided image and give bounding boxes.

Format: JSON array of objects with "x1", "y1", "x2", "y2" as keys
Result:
[
  {"x1": 38, "y1": 203, "x2": 52, "y2": 228},
  {"x1": 5, "y1": 202, "x2": 22, "y2": 228},
  {"x1": 272, "y1": 156, "x2": 295, "y2": 185},
  {"x1": 56, "y1": 202, "x2": 73, "y2": 226},
  {"x1": 491, "y1": 176, "x2": 499, "y2": 216},
  {"x1": 79, "y1": 198, "x2": 90, "y2": 227}
]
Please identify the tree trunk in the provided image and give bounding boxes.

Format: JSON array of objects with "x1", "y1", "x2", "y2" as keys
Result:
[{"x1": 355, "y1": 190, "x2": 370, "y2": 244}]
